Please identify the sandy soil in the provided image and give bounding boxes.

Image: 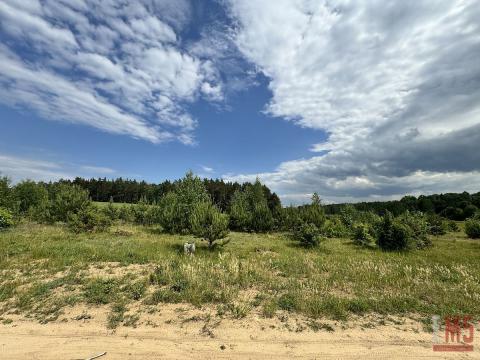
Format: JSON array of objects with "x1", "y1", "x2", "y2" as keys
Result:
[{"x1": 0, "y1": 305, "x2": 478, "y2": 359}]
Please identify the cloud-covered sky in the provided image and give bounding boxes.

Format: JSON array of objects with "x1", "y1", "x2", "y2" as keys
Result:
[{"x1": 1, "y1": 0, "x2": 479, "y2": 203}]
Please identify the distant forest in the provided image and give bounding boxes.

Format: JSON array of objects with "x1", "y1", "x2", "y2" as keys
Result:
[
  {"x1": 56, "y1": 177, "x2": 282, "y2": 213},
  {"x1": 324, "y1": 192, "x2": 480, "y2": 220},
  {"x1": 51, "y1": 177, "x2": 480, "y2": 221}
]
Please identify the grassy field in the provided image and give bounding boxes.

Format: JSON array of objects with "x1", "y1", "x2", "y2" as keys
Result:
[
  {"x1": 93, "y1": 201, "x2": 132, "y2": 208},
  {"x1": 0, "y1": 222, "x2": 479, "y2": 328}
]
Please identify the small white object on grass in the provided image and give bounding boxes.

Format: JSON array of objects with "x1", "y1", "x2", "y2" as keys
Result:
[{"x1": 184, "y1": 242, "x2": 195, "y2": 255}]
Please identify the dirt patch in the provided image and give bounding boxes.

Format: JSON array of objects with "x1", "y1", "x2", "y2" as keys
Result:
[
  {"x1": 1, "y1": 305, "x2": 477, "y2": 359},
  {"x1": 81, "y1": 262, "x2": 154, "y2": 278}
]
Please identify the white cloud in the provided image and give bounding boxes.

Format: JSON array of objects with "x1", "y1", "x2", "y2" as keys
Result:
[
  {"x1": 80, "y1": 166, "x2": 116, "y2": 175},
  {"x1": 0, "y1": 0, "x2": 226, "y2": 144},
  {"x1": 225, "y1": 0, "x2": 480, "y2": 203},
  {"x1": 200, "y1": 165, "x2": 214, "y2": 174},
  {"x1": 0, "y1": 153, "x2": 117, "y2": 182}
]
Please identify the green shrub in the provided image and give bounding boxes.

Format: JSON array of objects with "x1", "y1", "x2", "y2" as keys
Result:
[
  {"x1": 67, "y1": 205, "x2": 111, "y2": 233},
  {"x1": 376, "y1": 212, "x2": 413, "y2": 251},
  {"x1": 190, "y1": 201, "x2": 229, "y2": 248},
  {"x1": 102, "y1": 197, "x2": 118, "y2": 221},
  {"x1": 0, "y1": 208, "x2": 14, "y2": 229},
  {"x1": 339, "y1": 204, "x2": 357, "y2": 228},
  {"x1": 117, "y1": 205, "x2": 134, "y2": 223},
  {"x1": 48, "y1": 184, "x2": 91, "y2": 223},
  {"x1": 251, "y1": 202, "x2": 274, "y2": 232},
  {"x1": 132, "y1": 196, "x2": 150, "y2": 225},
  {"x1": 275, "y1": 206, "x2": 300, "y2": 232},
  {"x1": 426, "y1": 214, "x2": 447, "y2": 236},
  {"x1": 0, "y1": 176, "x2": 16, "y2": 212},
  {"x1": 465, "y1": 218, "x2": 480, "y2": 239},
  {"x1": 84, "y1": 278, "x2": 118, "y2": 304},
  {"x1": 298, "y1": 193, "x2": 326, "y2": 229},
  {"x1": 323, "y1": 217, "x2": 349, "y2": 238},
  {"x1": 398, "y1": 211, "x2": 431, "y2": 249},
  {"x1": 352, "y1": 223, "x2": 374, "y2": 246},
  {"x1": 229, "y1": 190, "x2": 252, "y2": 231},
  {"x1": 292, "y1": 222, "x2": 324, "y2": 247},
  {"x1": 158, "y1": 192, "x2": 183, "y2": 233},
  {"x1": 228, "y1": 179, "x2": 274, "y2": 232},
  {"x1": 441, "y1": 206, "x2": 463, "y2": 220},
  {"x1": 14, "y1": 180, "x2": 49, "y2": 214},
  {"x1": 278, "y1": 293, "x2": 297, "y2": 311},
  {"x1": 131, "y1": 199, "x2": 160, "y2": 226},
  {"x1": 446, "y1": 220, "x2": 459, "y2": 232}
]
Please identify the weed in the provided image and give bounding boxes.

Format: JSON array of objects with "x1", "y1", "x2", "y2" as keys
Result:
[
  {"x1": 84, "y1": 278, "x2": 118, "y2": 304},
  {"x1": 107, "y1": 300, "x2": 127, "y2": 329}
]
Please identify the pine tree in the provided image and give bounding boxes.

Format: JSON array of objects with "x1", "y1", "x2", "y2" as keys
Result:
[{"x1": 190, "y1": 201, "x2": 229, "y2": 248}]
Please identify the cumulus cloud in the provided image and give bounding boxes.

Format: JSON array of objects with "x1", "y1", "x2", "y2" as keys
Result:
[
  {"x1": 225, "y1": 0, "x2": 480, "y2": 203},
  {"x1": 0, "y1": 0, "x2": 224, "y2": 144}
]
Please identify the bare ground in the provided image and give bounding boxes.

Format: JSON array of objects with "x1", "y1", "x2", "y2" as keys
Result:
[{"x1": 1, "y1": 305, "x2": 478, "y2": 359}]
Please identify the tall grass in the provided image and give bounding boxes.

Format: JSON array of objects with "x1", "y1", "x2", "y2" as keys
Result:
[{"x1": 0, "y1": 223, "x2": 479, "y2": 324}]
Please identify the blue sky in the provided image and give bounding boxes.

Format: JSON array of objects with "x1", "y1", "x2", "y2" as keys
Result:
[{"x1": 1, "y1": 1, "x2": 479, "y2": 204}]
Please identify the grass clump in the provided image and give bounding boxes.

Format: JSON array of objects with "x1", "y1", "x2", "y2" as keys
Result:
[
  {"x1": 107, "y1": 300, "x2": 127, "y2": 329},
  {"x1": 84, "y1": 278, "x2": 118, "y2": 304}
]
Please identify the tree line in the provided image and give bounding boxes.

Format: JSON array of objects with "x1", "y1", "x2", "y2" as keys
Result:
[
  {"x1": 38, "y1": 176, "x2": 480, "y2": 221},
  {"x1": 55, "y1": 176, "x2": 281, "y2": 213},
  {"x1": 325, "y1": 192, "x2": 480, "y2": 220},
  {"x1": 1, "y1": 173, "x2": 479, "y2": 248}
]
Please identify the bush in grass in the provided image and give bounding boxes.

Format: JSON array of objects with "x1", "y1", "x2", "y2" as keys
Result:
[
  {"x1": 339, "y1": 204, "x2": 357, "y2": 228},
  {"x1": 465, "y1": 217, "x2": 480, "y2": 239},
  {"x1": 398, "y1": 211, "x2": 431, "y2": 249},
  {"x1": 275, "y1": 206, "x2": 300, "y2": 232},
  {"x1": 102, "y1": 197, "x2": 118, "y2": 221},
  {"x1": 0, "y1": 176, "x2": 17, "y2": 212},
  {"x1": 117, "y1": 204, "x2": 134, "y2": 223},
  {"x1": 132, "y1": 196, "x2": 150, "y2": 225},
  {"x1": 376, "y1": 212, "x2": 414, "y2": 251},
  {"x1": 298, "y1": 193, "x2": 326, "y2": 230},
  {"x1": 245, "y1": 180, "x2": 274, "y2": 232},
  {"x1": 441, "y1": 206, "x2": 464, "y2": 221},
  {"x1": 251, "y1": 202, "x2": 274, "y2": 232},
  {"x1": 14, "y1": 180, "x2": 49, "y2": 215},
  {"x1": 323, "y1": 217, "x2": 349, "y2": 238},
  {"x1": 131, "y1": 198, "x2": 160, "y2": 226},
  {"x1": 292, "y1": 222, "x2": 324, "y2": 247},
  {"x1": 446, "y1": 220, "x2": 459, "y2": 232},
  {"x1": 228, "y1": 179, "x2": 274, "y2": 232},
  {"x1": 48, "y1": 184, "x2": 91, "y2": 223},
  {"x1": 228, "y1": 190, "x2": 252, "y2": 231},
  {"x1": 158, "y1": 192, "x2": 182, "y2": 233},
  {"x1": 67, "y1": 205, "x2": 111, "y2": 233},
  {"x1": 352, "y1": 223, "x2": 374, "y2": 246},
  {"x1": 426, "y1": 213, "x2": 447, "y2": 236},
  {"x1": 190, "y1": 201, "x2": 229, "y2": 248},
  {"x1": 0, "y1": 208, "x2": 14, "y2": 230}
]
